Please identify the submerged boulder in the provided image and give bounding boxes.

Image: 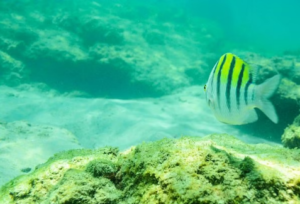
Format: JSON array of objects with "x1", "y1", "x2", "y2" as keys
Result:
[
  {"x1": 282, "y1": 115, "x2": 300, "y2": 149},
  {"x1": 0, "y1": 134, "x2": 300, "y2": 204}
]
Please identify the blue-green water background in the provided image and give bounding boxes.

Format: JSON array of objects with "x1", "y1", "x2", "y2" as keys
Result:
[
  {"x1": 189, "y1": 0, "x2": 300, "y2": 53},
  {"x1": 136, "y1": 0, "x2": 300, "y2": 53}
]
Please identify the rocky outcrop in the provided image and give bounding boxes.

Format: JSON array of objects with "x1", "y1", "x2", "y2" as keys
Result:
[
  {"x1": 1, "y1": 134, "x2": 300, "y2": 204},
  {"x1": 282, "y1": 115, "x2": 300, "y2": 148},
  {"x1": 0, "y1": 0, "x2": 219, "y2": 97}
]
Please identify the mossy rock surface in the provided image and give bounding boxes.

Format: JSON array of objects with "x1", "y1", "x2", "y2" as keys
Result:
[
  {"x1": 1, "y1": 134, "x2": 300, "y2": 204},
  {"x1": 282, "y1": 115, "x2": 300, "y2": 149}
]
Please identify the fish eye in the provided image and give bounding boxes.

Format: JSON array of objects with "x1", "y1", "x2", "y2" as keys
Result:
[{"x1": 204, "y1": 84, "x2": 207, "y2": 92}]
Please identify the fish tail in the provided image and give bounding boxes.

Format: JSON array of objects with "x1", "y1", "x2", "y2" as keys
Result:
[{"x1": 255, "y1": 74, "x2": 281, "y2": 123}]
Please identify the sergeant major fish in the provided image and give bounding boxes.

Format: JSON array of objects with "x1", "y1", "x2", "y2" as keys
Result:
[{"x1": 204, "y1": 53, "x2": 281, "y2": 125}]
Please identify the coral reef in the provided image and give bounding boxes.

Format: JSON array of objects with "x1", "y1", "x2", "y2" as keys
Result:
[
  {"x1": 0, "y1": 0, "x2": 220, "y2": 98},
  {"x1": 1, "y1": 134, "x2": 300, "y2": 204}
]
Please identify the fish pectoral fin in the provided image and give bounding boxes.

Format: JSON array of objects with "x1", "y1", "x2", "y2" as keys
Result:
[{"x1": 241, "y1": 109, "x2": 258, "y2": 124}]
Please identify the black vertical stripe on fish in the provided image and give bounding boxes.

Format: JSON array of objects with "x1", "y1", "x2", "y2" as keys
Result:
[
  {"x1": 244, "y1": 74, "x2": 252, "y2": 105},
  {"x1": 236, "y1": 63, "x2": 245, "y2": 109},
  {"x1": 209, "y1": 60, "x2": 219, "y2": 92},
  {"x1": 217, "y1": 55, "x2": 227, "y2": 108},
  {"x1": 226, "y1": 56, "x2": 236, "y2": 111}
]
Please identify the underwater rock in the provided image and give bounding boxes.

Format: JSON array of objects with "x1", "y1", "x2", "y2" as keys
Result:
[
  {"x1": 0, "y1": 121, "x2": 81, "y2": 187},
  {"x1": 0, "y1": 51, "x2": 25, "y2": 86},
  {"x1": 282, "y1": 115, "x2": 300, "y2": 149},
  {"x1": 1, "y1": 134, "x2": 300, "y2": 204},
  {"x1": 85, "y1": 158, "x2": 118, "y2": 178},
  {"x1": 0, "y1": 0, "x2": 219, "y2": 98},
  {"x1": 277, "y1": 78, "x2": 300, "y2": 101}
]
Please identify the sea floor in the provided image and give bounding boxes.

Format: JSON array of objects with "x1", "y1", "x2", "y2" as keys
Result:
[{"x1": 0, "y1": 85, "x2": 280, "y2": 186}]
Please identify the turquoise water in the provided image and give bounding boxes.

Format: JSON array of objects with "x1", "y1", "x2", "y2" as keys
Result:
[
  {"x1": 190, "y1": 0, "x2": 300, "y2": 53},
  {"x1": 0, "y1": 0, "x2": 299, "y2": 187}
]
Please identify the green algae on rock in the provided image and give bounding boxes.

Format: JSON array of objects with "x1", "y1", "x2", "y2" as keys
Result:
[
  {"x1": 282, "y1": 115, "x2": 300, "y2": 149},
  {"x1": 0, "y1": 147, "x2": 120, "y2": 204},
  {"x1": 86, "y1": 159, "x2": 118, "y2": 178},
  {"x1": 1, "y1": 134, "x2": 300, "y2": 204}
]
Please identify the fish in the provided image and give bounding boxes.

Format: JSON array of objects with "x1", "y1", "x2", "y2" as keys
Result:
[{"x1": 204, "y1": 53, "x2": 281, "y2": 125}]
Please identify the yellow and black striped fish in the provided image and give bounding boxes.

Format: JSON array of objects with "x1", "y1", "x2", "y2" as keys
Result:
[{"x1": 204, "y1": 53, "x2": 281, "y2": 125}]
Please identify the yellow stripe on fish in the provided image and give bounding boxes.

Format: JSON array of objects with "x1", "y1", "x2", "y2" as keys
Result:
[{"x1": 204, "y1": 53, "x2": 281, "y2": 125}]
